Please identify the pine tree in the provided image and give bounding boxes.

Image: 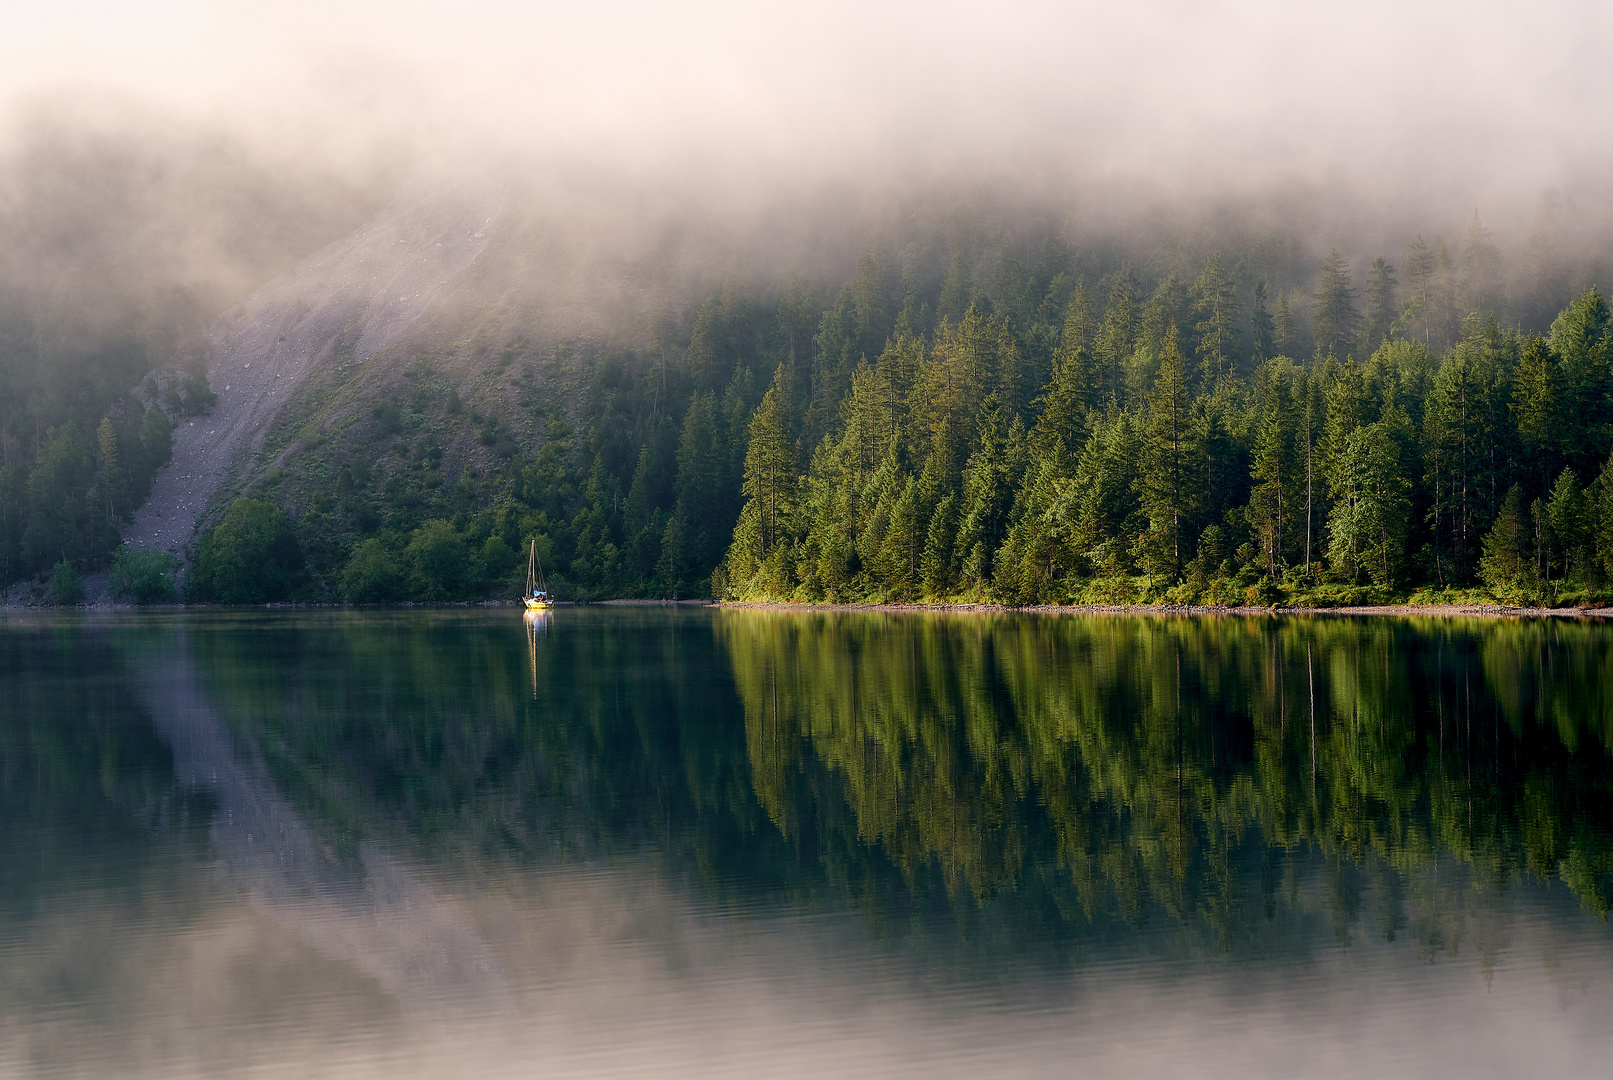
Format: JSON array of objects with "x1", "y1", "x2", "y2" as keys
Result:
[
  {"x1": 1140, "y1": 332, "x2": 1196, "y2": 576},
  {"x1": 1549, "y1": 287, "x2": 1612, "y2": 473},
  {"x1": 670, "y1": 395, "x2": 726, "y2": 590},
  {"x1": 1312, "y1": 249, "x2": 1359, "y2": 358},
  {"x1": 1511, "y1": 336, "x2": 1561, "y2": 491},
  {"x1": 1545, "y1": 468, "x2": 1588, "y2": 585},
  {"x1": 921, "y1": 492, "x2": 959, "y2": 597},
  {"x1": 1093, "y1": 267, "x2": 1140, "y2": 405},
  {"x1": 1068, "y1": 409, "x2": 1143, "y2": 579},
  {"x1": 1319, "y1": 359, "x2": 1367, "y2": 516},
  {"x1": 1247, "y1": 362, "x2": 1298, "y2": 579},
  {"x1": 731, "y1": 367, "x2": 799, "y2": 584},
  {"x1": 1423, "y1": 347, "x2": 1497, "y2": 581},
  {"x1": 1193, "y1": 253, "x2": 1242, "y2": 383},
  {"x1": 953, "y1": 401, "x2": 1023, "y2": 594},
  {"x1": 994, "y1": 442, "x2": 1076, "y2": 604},
  {"x1": 1249, "y1": 281, "x2": 1275, "y2": 367},
  {"x1": 96, "y1": 417, "x2": 121, "y2": 524},
  {"x1": 1294, "y1": 368, "x2": 1322, "y2": 571},
  {"x1": 1595, "y1": 453, "x2": 1613, "y2": 584},
  {"x1": 1399, "y1": 235, "x2": 1437, "y2": 344},
  {"x1": 1360, "y1": 257, "x2": 1397, "y2": 356},
  {"x1": 1326, "y1": 421, "x2": 1410, "y2": 586},
  {"x1": 1479, "y1": 484, "x2": 1532, "y2": 599},
  {"x1": 1273, "y1": 292, "x2": 1297, "y2": 357},
  {"x1": 1461, "y1": 212, "x2": 1501, "y2": 316}
]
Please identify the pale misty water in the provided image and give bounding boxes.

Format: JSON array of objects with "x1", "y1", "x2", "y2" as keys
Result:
[{"x1": 3, "y1": 608, "x2": 1612, "y2": 1078}]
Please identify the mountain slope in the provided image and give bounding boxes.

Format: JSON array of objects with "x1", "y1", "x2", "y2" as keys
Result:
[{"x1": 123, "y1": 180, "x2": 507, "y2": 561}]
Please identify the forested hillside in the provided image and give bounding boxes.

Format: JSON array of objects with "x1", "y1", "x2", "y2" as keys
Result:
[
  {"x1": 170, "y1": 203, "x2": 1613, "y2": 608},
  {"x1": 8, "y1": 163, "x2": 1612, "y2": 608},
  {"x1": 723, "y1": 259, "x2": 1613, "y2": 608},
  {"x1": 0, "y1": 114, "x2": 388, "y2": 597}
]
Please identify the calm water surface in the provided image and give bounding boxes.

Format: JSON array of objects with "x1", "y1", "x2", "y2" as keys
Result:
[{"x1": 3, "y1": 607, "x2": 1612, "y2": 1078}]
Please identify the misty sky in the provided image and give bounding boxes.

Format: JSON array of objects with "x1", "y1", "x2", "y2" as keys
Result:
[{"x1": 5, "y1": 1, "x2": 1611, "y2": 215}]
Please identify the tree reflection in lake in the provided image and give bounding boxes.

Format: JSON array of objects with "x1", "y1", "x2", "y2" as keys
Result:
[
  {"x1": 722, "y1": 610, "x2": 1613, "y2": 953},
  {"x1": 3, "y1": 608, "x2": 1613, "y2": 1078}
]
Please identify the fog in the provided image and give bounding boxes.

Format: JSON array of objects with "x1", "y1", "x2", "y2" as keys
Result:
[
  {"x1": 9, "y1": 2, "x2": 1612, "y2": 209},
  {"x1": 2, "y1": 1, "x2": 1611, "y2": 357}
]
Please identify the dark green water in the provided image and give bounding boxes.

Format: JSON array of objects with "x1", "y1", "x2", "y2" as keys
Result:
[{"x1": 3, "y1": 607, "x2": 1613, "y2": 1078}]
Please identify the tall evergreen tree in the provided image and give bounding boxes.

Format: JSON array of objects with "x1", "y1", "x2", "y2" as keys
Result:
[
  {"x1": 1461, "y1": 212, "x2": 1501, "y2": 316},
  {"x1": 1312, "y1": 249, "x2": 1360, "y2": 358},
  {"x1": 1360, "y1": 257, "x2": 1398, "y2": 356},
  {"x1": 1423, "y1": 345, "x2": 1498, "y2": 582},
  {"x1": 1247, "y1": 362, "x2": 1298, "y2": 579},
  {"x1": 1139, "y1": 332, "x2": 1196, "y2": 576},
  {"x1": 734, "y1": 367, "x2": 798, "y2": 566},
  {"x1": 953, "y1": 400, "x2": 1023, "y2": 594},
  {"x1": 1273, "y1": 292, "x2": 1297, "y2": 357},
  {"x1": 1093, "y1": 266, "x2": 1140, "y2": 405},
  {"x1": 669, "y1": 394, "x2": 727, "y2": 590},
  {"x1": 1249, "y1": 281, "x2": 1275, "y2": 367},
  {"x1": 1326, "y1": 421, "x2": 1411, "y2": 586},
  {"x1": 1193, "y1": 253, "x2": 1242, "y2": 384},
  {"x1": 1549, "y1": 287, "x2": 1612, "y2": 473},
  {"x1": 1511, "y1": 336, "x2": 1561, "y2": 492}
]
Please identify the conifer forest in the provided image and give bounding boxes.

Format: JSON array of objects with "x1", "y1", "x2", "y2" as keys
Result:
[{"x1": 4, "y1": 207, "x2": 1613, "y2": 608}]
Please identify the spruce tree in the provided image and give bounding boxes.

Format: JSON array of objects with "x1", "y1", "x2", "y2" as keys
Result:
[
  {"x1": 1273, "y1": 292, "x2": 1297, "y2": 357},
  {"x1": 96, "y1": 417, "x2": 121, "y2": 524},
  {"x1": 1461, "y1": 212, "x2": 1501, "y2": 316},
  {"x1": 727, "y1": 367, "x2": 800, "y2": 594},
  {"x1": 1545, "y1": 468, "x2": 1588, "y2": 584},
  {"x1": 670, "y1": 395, "x2": 726, "y2": 589},
  {"x1": 1479, "y1": 484, "x2": 1532, "y2": 598},
  {"x1": 1325, "y1": 422, "x2": 1410, "y2": 586},
  {"x1": 1360, "y1": 257, "x2": 1397, "y2": 356},
  {"x1": 1423, "y1": 348, "x2": 1496, "y2": 581},
  {"x1": 1140, "y1": 332, "x2": 1196, "y2": 576},
  {"x1": 1511, "y1": 336, "x2": 1561, "y2": 491},
  {"x1": 1093, "y1": 267, "x2": 1140, "y2": 405},
  {"x1": 1312, "y1": 249, "x2": 1360, "y2": 358},
  {"x1": 1247, "y1": 363, "x2": 1297, "y2": 580},
  {"x1": 1249, "y1": 281, "x2": 1275, "y2": 367},
  {"x1": 1193, "y1": 253, "x2": 1242, "y2": 384}
]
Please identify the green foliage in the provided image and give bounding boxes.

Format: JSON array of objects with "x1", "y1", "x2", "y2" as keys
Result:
[
  {"x1": 716, "y1": 257, "x2": 1613, "y2": 608},
  {"x1": 192, "y1": 499, "x2": 304, "y2": 603},
  {"x1": 109, "y1": 545, "x2": 179, "y2": 604},
  {"x1": 47, "y1": 558, "x2": 83, "y2": 605},
  {"x1": 1312, "y1": 248, "x2": 1359, "y2": 358},
  {"x1": 406, "y1": 519, "x2": 472, "y2": 599},
  {"x1": 14, "y1": 213, "x2": 1607, "y2": 608},
  {"x1": 1325, "y1": 420, "x2": 1412, "y2": 586},
  {"x1": 340, "y1": 538, "x2": 406, "y2": 602},
  {"x1": 1479, "y1": 486, "x2": 1534, "y2": 601}
]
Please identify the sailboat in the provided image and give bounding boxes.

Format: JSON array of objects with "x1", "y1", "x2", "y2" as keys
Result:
[{"x1": 523, "y1": 540, "x2": 553, "y2": 610}]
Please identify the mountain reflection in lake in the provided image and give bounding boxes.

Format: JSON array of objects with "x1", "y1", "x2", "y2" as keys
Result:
[{"x1": 2, "y1": 608, "x2": 1611, "y2": 1078}]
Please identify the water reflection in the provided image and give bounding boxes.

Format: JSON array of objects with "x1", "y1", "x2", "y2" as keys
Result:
[
  {"x1": 524, "y1": 608, "x2": 551, "y2": 700},
  {"x1": 1, "y1": 608, "x2": 1612, "y2": 1077},
  {"x1": 719, "y1": 611, "x2": 1613, "y2": 947}
]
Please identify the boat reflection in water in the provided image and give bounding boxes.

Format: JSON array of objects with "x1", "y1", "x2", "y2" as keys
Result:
[{"x1": 524, "y1": 606, "x2": 551, "y2": 698}]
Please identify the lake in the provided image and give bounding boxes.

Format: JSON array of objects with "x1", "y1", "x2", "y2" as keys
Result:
[{"x1": 3, "y1": 607, "x2": 1612, "y2": 1078}]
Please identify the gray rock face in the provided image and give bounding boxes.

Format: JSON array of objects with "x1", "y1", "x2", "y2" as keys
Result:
[{"x1": 123, "y1": 180, "x2": 505, "y2": 558}]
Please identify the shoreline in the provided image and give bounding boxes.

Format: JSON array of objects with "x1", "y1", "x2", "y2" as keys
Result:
[
  {"x1": 7, "y1": 598, "x2": 1609, "y2": 620},
  {"x1": 715, "y1": 600, "x2": 1613, "y2": 619}
]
